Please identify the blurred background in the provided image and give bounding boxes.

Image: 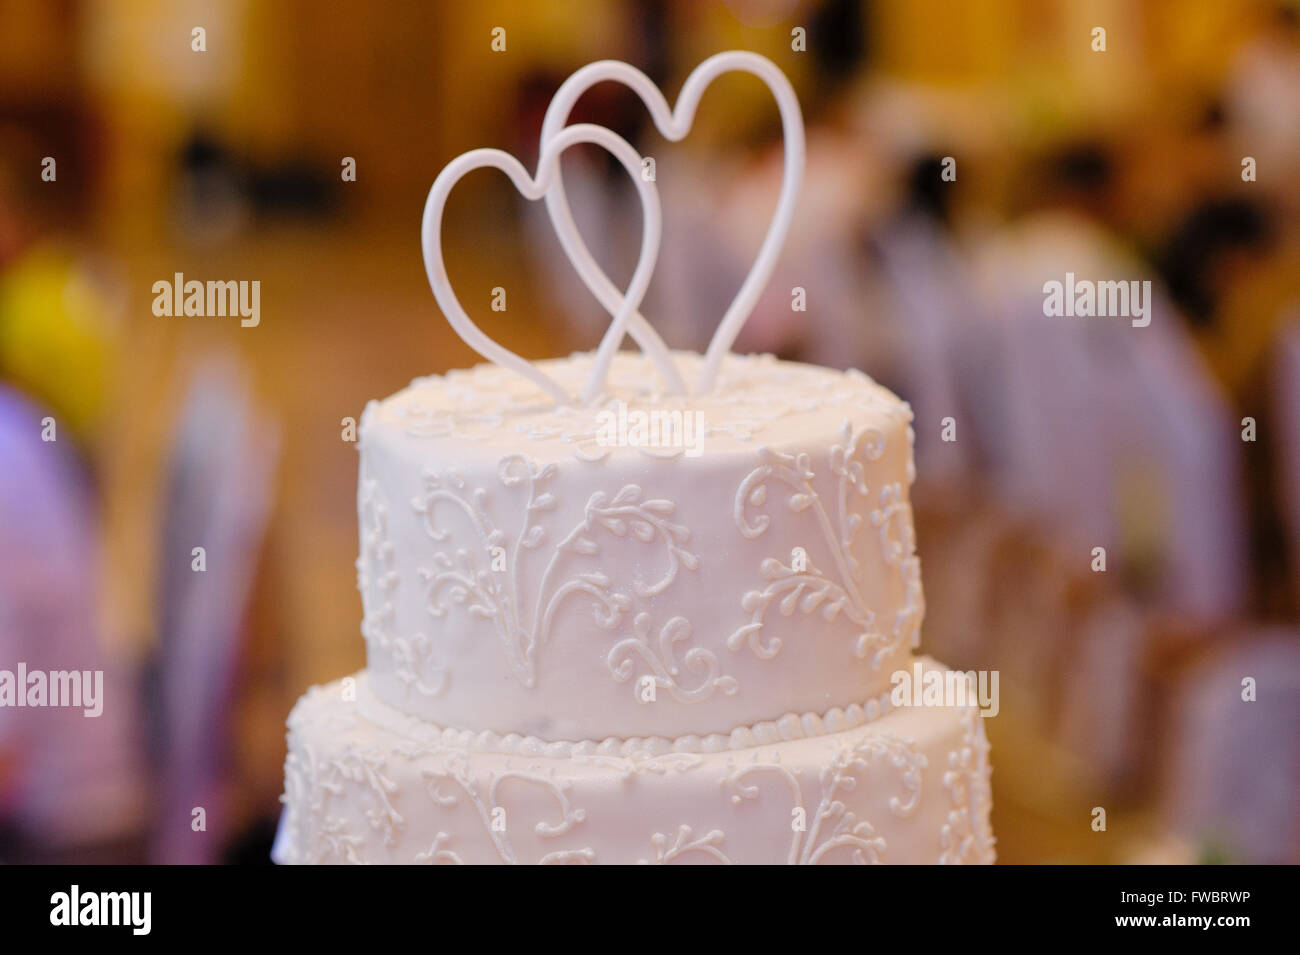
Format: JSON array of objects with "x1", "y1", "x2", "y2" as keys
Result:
[{"x1": 1, "y1": 0, "x2": 1298, "y2": 864}]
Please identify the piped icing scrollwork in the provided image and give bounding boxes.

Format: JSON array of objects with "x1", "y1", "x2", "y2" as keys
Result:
[{"x1": 730, "y1": 420, "x2": 924, "y2": 668}]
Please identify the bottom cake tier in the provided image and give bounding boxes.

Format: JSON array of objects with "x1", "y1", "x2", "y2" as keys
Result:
[{"x1": 275, "y1": 663, "x2": 995, "y2": 865}]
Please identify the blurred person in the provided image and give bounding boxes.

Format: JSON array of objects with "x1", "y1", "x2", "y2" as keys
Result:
[
  {"x1": 517, "y1": 67, "x2": 664, "y2": 352},
  {"x1": 856, "y1": 153, "x2": 986, "y2": 482},
  {"x1": 517, "y1": 3, "x2": 674, "y2": 353},
  {"x1": 1156, "y1": 195, "x2": 1300, "y2": 620},
  {"x1": 0, "y1": 385, "x2": 144, "y2": 861},
  {"x1": 722, "y1": 118, "x2": 887, "y2": 365},
  {"x1": 1158, "y1": 197, "x2": 1276, "y2": 342},
  {"x1": 0, "y1": 192, "x2": 143, "y2": 861},
  {"x1": 967, "y1": 143, "x2": 1249, "y2": 625},
  {"x1": 727, "y1": 0, "x2": 885, "y2": 364},
  {"x1": 1160, "y1": 193, "x2": 1300, "y2": 408}
]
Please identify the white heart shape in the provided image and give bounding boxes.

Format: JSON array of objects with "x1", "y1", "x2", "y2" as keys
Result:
[
  {"x1": 421, "y1": 123, "x2": 666, "y2": 406},
  {"x1": 540, "y1": 50, "x2": 805, "y2": 394}
]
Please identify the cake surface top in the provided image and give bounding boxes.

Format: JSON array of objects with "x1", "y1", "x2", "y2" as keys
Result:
[{"x1": 366, "y1": 350, "x2": 913, "y2": 462}]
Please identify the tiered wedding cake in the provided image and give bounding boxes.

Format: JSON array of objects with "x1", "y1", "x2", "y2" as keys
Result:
[{"x1": 275, "y1": 53, "x2": 993, "y2": 865}]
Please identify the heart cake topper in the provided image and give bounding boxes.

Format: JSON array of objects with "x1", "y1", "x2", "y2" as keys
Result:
[
  {"x1": 422, "y1": 51, "x2": 804, "y2": 403},
  {"x1": 541, "y1": 50, "x2": 805, "y2": 395}
]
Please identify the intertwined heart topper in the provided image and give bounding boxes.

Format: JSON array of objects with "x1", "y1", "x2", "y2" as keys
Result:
[
  {"x1": 542, "y1": 51, "x2": 805, "y2": 395},
  {"x1": 421, "y1": 51, "x2": 805, "y2": 404}
]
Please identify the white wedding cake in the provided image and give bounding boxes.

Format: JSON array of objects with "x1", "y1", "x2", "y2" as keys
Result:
[{"x1": 275, "y1": 53, "x2": 993, "y2": 865}]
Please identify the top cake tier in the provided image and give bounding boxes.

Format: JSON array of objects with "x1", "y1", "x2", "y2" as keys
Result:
[{"x1": 355, "y1": 351, "x2": 924, "y2": 742}]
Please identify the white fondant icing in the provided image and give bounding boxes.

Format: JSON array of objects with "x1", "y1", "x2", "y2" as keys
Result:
[
  {"x1": 276, "y1": 665, "x2": 993, "y2": 865},
  {"x1": 356, "y1": 351, "x2": 922, "y2": 741},
  {"x1": 350, "y1": 666, "x2": 915, "y2": 760}
]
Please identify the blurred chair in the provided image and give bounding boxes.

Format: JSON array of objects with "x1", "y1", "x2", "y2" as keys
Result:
[
  {"x1": 970, "y1": 214, "x2": 1248, "y2": 625},
  {"x1": 1161, "y1": 630, "x2": 1300, "y2": 863},
  {"x1": 149, "y1": 356, "x2": 279, "y2": 864},
  {"x1": 1055, "y1": 597, "x2": 1148, "y2": 790}
]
